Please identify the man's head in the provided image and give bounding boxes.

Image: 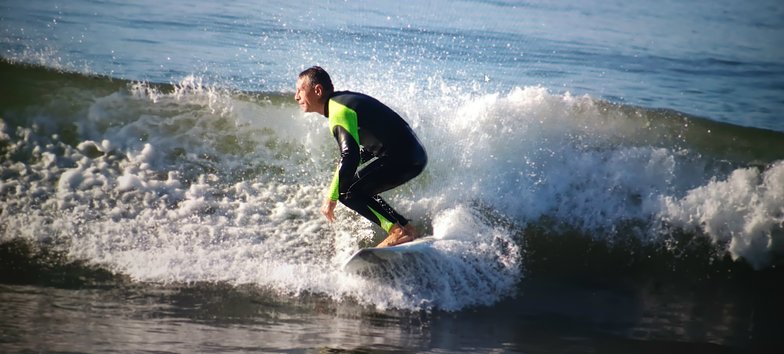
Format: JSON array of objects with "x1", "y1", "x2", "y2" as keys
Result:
[{"x1": 295, "y1": 66, "x2": 333, "y2": 114}]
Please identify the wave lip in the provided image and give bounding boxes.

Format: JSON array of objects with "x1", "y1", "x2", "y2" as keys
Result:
[{"x1": 661, "y1": 161, "x2": 784, "y2": 269}]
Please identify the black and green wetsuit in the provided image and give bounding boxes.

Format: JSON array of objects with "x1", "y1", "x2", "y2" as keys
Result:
[{"x1": 325, "y1": 91, "x2": 427, "y2": 232}]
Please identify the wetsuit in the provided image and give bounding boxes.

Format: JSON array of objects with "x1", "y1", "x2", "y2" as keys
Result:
[{"x1": 325, "y1": 91, "x2": 427, "y2": 232}]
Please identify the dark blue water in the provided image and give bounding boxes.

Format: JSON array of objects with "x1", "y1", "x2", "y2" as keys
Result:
[{"x1": 2, "y1": 0, "x2": 783, "y2": 131}]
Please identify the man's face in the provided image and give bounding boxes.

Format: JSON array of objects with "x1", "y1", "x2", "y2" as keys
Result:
[{"x1": 295, "y1": 77, "x2": 322, "y2": 113}]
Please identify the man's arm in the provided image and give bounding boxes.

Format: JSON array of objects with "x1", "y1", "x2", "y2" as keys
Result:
[
  {"x1": 322, "y1": 125, "x2": 360, "y2": 222},
  {"x1": 327, "y1": 125, "x2": 361, "y2": 201}
]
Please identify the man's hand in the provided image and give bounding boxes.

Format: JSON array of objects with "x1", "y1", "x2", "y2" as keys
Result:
[{"x1": 321, "y1": 199, "x2": 337, "y2": 222}]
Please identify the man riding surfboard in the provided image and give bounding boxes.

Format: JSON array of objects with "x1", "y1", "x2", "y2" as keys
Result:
[{"x1": 295, "y1": 66, "x2": 427, "y2": 247}]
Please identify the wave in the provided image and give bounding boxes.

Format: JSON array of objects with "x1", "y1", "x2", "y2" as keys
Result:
[{"x1": 1, "y1": 61, "x2": 783, "y2": 310}]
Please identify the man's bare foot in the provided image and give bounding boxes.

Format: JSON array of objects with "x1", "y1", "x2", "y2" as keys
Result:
[
  {"x1": 375, "y1": 224, "x2": 403, "y2": 247},
  {"x1": 376, "y1": 223, "x2": 418, "y2": 247},
  {"x1": 403, "y1": 224, "x2": 419, "y2": 239}
]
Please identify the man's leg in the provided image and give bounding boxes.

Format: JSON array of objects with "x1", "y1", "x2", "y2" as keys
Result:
[
  {"x1": 339, "y1": 193, "x2": 406, "y2": 233},
  {"x1": 338, "y1": 156, "x2": 425, "y2": 245},
  {"x1": 340, "y1": 191, "x2": 417, "y2": 247}
]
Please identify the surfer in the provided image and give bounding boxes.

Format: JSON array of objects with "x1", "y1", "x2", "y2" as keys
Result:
[{"x1": 295, "y1": 66, "x2": 427, "y2": 247}]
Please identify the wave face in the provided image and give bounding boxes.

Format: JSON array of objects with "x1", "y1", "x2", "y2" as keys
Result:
[{"x1": 1, "y1": 62, "x2": 783, "y2": 310}]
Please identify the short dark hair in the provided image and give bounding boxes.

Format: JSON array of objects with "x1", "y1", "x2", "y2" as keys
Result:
[{"x1": 298, "y1": 66, "x2": 334, "y2": 94}]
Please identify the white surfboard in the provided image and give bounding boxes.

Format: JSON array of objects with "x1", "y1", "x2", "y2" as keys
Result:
[{"x1": 342, "y1": 237, "x2": 436, "y2": 273}]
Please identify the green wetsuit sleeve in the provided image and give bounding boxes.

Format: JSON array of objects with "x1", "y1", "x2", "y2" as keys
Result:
[
  {"x1": 328, "y1": 125, "x2": 360, "y2": 200},
  {"x1": 327, "y1": 99, "x2": 361, "y2": 201}
]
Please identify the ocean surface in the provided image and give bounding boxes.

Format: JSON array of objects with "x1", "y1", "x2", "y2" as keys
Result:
[{"x1": 1, "y1": 0, "x2": 783, "y2": 352}]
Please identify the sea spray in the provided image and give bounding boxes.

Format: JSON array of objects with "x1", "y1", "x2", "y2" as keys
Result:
[
  {"x1": 0, "y1": 71, "x2": 524, "y2": 310},
  {"x1": 2, "y1": 64, "x2": 783, "y2": 312}
]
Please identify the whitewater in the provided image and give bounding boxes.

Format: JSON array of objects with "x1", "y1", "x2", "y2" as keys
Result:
[{"x1": 2, "y1": 61, "x2": 782, "y2": 313}]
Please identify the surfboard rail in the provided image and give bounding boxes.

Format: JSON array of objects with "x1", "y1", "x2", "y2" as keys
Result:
[{"x1": 342, "y1": 236, "x2": 435, "y2": 273}]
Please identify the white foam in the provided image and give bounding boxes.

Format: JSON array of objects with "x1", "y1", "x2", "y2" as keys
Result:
[
  {"x1": 661, "y1": 161, "x2": 784, "y2": 269},
  {"x1": 2, "y1": 76, "x2": 783, "y2": 314}
]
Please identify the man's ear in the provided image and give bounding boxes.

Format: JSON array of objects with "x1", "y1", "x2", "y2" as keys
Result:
[{"x1": 314, "y1": 84, "x2": 323, "y2": 97}]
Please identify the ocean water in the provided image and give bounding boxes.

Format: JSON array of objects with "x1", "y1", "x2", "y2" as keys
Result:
[{"x1": 1, "y1": 0, "x2": 783, "y2": 353}]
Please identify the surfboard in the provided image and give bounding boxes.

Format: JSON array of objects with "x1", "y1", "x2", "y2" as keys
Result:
[{"x1": 342, "y1": 237, "x2": 436, "y2": 273}]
